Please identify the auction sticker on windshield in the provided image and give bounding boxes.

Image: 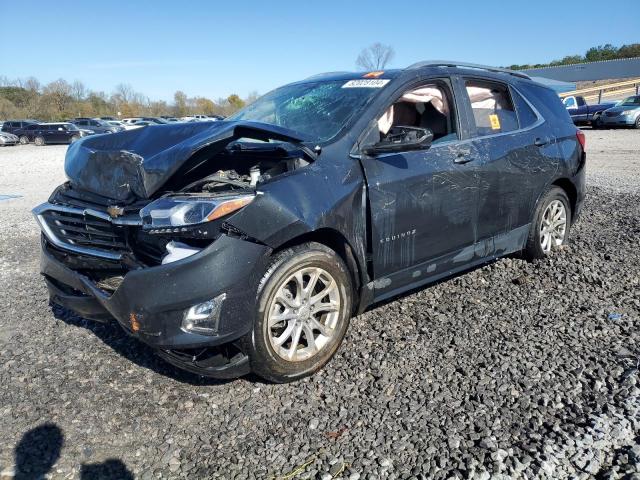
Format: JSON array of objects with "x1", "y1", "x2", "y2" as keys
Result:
[{"x1": 342, "y1": 79, "x2": 390, "y2": 88}]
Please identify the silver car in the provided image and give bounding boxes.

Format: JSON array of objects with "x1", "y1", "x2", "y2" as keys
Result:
[
  {"x1": 600, "y1": 95, "x2": 640, "y2": 128},
  {"x1": 0, "y1": 131, "x2": 19, "y2": 146}
]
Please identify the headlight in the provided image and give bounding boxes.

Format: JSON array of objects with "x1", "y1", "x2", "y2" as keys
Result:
[
  {"x1": 623, "y1": 110, "x2": 637, "y2": 116},
  {"x1": 140, "y1": 194, "x2": 254, "y2": 232}
]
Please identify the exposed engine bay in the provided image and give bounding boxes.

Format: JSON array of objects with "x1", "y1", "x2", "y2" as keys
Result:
[{"x1": 175, "y1": 143, "x2": 311, "y2": 195}]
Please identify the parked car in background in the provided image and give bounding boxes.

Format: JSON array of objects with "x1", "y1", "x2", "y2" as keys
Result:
[
  {"x1": 1, "y1": 120, "x2": 38, "y2": 135},
  {"x1": 140, "y1": 117, "x2": 169, "y2": 124},
  {"x1": 121, "y1": 117, "x2": 167, "y2": 125},
  {"x1": 180, "y1": 114, "x2": 217, "y2": 122},
  {"x1": 99, "y1": 116, "x2": 116, "y2": 121},
  {"x1": 562, "y1": 95, "x2": 616, "y2": 127},
  {"x1": 33, "y1": 62, "x2": 586, "y2": 382},
  {"x1": 121, "y1": 120, "x2": 153, "y2": 130},
  {"x1": 599, "y1": 95, "x2": 640, "y2": 129},
  {"x1": 70, "y1": 118, "x2": 124, "y2": 134},
  {"x1": 106, "y1": 120, "x2": 125, "y2": 128},
  {"x1": 0, "y1": 131, "x2": 19, "y2": 146},
  {"x1": 121, "y1": 118, "x2": 141, "y2": 125},
  {"x1": 16, "y1": 123, "x2": 83, "y2": 145}
]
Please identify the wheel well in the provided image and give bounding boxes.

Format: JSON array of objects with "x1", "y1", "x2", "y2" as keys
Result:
[
  {"x1": 273, "y1": 229, "x2": 364, "y2": 302},
  {"x1": 552, "y1": 178, "x2": 577, "y2": 221}
]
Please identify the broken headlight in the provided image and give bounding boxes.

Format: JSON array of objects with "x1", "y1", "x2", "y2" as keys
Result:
[{"x1": 140, "y1": 194, "x2": 254, "y2": 233}]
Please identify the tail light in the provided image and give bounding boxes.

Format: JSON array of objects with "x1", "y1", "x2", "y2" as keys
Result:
[{"x1": 576, "y1": 129, "x2": 586, "y2": 152}]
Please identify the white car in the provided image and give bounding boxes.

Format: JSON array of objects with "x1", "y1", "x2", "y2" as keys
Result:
[
  {"x1": 180, "y1": 115, "x2": 217, "y2": 122},
  {"x1": 122, "y1": 120, "x2": 153, "y2": 130}
]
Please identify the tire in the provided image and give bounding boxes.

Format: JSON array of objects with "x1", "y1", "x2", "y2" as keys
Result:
[
  {"x1": 70, "y1": 135, "x2": 80, "y2": 143},
  {"x1": 34, "y1": 136, "x2": 45, "y2": 146},
  {"x1": 523, "y1": 186, "x2": 571, "y2": 261},
  {"x1": 244, "y1": 242, "x2": 353, "y2": 383},
  {"x1": 592, "y1": 117, "x2": 602, "y2": 129},
  {"x1": 19, "y1": 135, "x2": 29, "y2": 145},
  {"x1": 635, "y1": 116, "x2": 640, "y2": 129}
]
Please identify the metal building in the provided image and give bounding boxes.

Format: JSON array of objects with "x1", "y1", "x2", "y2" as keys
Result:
[{"x1": 522, "y1": 57, "x2": 640, "y2": 82}]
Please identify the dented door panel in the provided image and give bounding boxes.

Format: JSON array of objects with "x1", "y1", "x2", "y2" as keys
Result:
[
  {"x1": 474, "y1": 125, "x2": 560, "y2": 240},
  {"x1": 361, "y1": 140, "x2": 483, "y2": 280}
]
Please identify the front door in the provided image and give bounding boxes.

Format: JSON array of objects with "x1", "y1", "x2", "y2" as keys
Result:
[{"x1": 358, "y1": 79, "x2": 482, "y2": 297}]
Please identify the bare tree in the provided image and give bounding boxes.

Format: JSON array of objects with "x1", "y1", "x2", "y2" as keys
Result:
[
  {"x1": 356, "y1": 43, "x2": 395, "y2": 70},
  {"x1": 71, "y1": 80, "x2": 87, "y2": 101}
]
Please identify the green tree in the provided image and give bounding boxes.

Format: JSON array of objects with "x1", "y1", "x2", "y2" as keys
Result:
[
  {"x1": 585, "y1": 44, "x2": 619, "y2": 62},
  {"x1": 227, "y1": 94, "x2": 245, "y2": 112}
]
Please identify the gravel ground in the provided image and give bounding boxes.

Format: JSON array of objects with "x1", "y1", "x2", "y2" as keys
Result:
[{"x1": 0, "y1": 130, "x2": 639, "y2": 480}]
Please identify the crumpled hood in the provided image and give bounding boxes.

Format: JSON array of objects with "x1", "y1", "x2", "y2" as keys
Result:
[{"x1": 64, "y1": 121, "x2": 307, "y2": 201}]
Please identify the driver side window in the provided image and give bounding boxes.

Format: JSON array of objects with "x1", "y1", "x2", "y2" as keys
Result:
[{"x1": 377, "y1": 83, "x2": 458, "y2": 144}]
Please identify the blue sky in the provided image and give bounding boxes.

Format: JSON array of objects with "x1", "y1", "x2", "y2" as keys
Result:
[{"x1": 1, "y1": 0, "x2": 638, "y2": 101}]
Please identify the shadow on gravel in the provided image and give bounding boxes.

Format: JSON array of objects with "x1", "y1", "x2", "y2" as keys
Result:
[
  {"x1": 14, "y1": 423, "x2": 133, "y2": 479},
  {"x1": 50, "y1": 303, "x2": 235, "y2": 386}
]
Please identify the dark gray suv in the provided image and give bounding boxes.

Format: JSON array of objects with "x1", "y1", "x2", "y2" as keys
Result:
[{"x1": 34, "y1": 61, "x2": 585, "y2": 382}]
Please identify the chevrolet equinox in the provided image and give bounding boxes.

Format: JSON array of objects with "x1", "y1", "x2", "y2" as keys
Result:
[{"x1": 34, "y1": 61, "x2": 586, "y2": 382}]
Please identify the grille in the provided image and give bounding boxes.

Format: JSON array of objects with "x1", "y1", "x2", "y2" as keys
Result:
[
  {"x1": 605, "y1": 111, "x2": 620, "y2": 117},
  {"x1": 41, "y1": 209, "x2": 128, "y2": 254}
]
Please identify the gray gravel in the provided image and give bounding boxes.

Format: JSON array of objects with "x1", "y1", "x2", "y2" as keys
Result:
[{"x1": 0, "y1": 130, "x2": 639, "y2": 479}]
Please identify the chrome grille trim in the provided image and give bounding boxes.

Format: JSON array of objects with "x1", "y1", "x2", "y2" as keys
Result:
[{"x1": 32, "y1": 202, "x2": 141, "y2": 260}]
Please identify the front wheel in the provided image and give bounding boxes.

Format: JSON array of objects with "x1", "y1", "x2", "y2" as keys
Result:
[
  {"x1": 523, "y1": 186, "x2": 571, "y2": 260},
  {"x1": 635, "y1": 116, "x2": 640, "y2": 129},
  {"x1": 34, "y1": 136, "x2": 45, "y2": 146},
  {"x1": 70, "y1": 135, "x2": 80, "y2": 143},
  {"x1": 244, "y1": 242, "x2": 353, "y2": 383}
]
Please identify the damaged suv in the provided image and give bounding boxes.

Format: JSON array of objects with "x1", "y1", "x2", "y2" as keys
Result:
[{"x1": 34, "y1": 61, "x2": 585, "y2": 382}]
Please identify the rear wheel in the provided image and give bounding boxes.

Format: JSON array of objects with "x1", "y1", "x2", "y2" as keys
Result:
[
  {"x1": 34, "y1": 136, "x2": 45, "y2": 146},
  {"x1": 19, "y1": 136, "x2": 29, "y2": 145},
  {"x1": 244, "y1": 242, "x2": 353, "y2": 383},
  {"x1": 524, "y1": 187, "x2": 571, "y2": 260}
]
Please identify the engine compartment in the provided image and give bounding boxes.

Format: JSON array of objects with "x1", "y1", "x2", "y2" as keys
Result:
[{"x1": 170, "y1": 142, "x2": 312, "y2": 195}]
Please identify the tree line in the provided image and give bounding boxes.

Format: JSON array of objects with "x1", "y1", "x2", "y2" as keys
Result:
[
  {"x1": 0, "y1": 76, "x2": 259, "y2": 121},
  {"x1": 509, "y1": 43, "x2": 640, "y2": 70}
]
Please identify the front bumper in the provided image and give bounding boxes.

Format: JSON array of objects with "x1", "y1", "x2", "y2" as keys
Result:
[{"x1": 41, "y1": 234, "x2": 271, "y2": 377}]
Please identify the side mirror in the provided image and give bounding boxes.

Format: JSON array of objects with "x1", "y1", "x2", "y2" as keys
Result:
[{"x1": 362, "y1": 126, "x2": 434, "y2": 156}]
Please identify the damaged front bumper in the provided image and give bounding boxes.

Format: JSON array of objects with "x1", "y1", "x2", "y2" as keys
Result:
[{"x1": 40, "y1": 233, "x2": 271, "y2": 378}]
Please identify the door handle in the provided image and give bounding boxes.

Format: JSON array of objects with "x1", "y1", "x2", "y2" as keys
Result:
[
  {"x1": 454, "y1": 154, "x2": 474, "y2": 164},
  {"x1": 534, "y1": 137, "x2": 549, "y2": 147}
]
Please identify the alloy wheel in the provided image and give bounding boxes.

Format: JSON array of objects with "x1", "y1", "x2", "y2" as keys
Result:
[
  {"x1": 540, "y1": 200, "x2": 567, "y2": 253},
  {"x1": 267, "y1": 266, "x2": 341, "y2": 362}
]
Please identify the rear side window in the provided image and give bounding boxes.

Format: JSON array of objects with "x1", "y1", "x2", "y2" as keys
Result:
[
  {"x1": 519, "y1": 83, "x2": 573, "y2": 125},
  {"x1": 465, "y1": 80, "x2": 518, "y2": 136},
  {"x1": 511, "y1": 89, "x2": 539, "y2": 128}
]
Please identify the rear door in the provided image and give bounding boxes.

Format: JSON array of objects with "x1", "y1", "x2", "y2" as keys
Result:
[{"x1": 459, "y1": 77, "x2": 559, "y2": 246}]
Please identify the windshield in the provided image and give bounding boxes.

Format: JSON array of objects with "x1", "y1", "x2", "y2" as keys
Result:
[
  {"x1": 228, "y1": 79, "x2": 387, "y2": 142},
  {"x1": 65, "y1": 124, "x2": 79, "y2": 131},
  {"x1": 620, "y1": 96, "x2": 640, "y2": 106}
]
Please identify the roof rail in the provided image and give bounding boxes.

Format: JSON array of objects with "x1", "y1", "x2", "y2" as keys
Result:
[
  {"x1": 305, "y1": 71, "x2": 352, "y2": 80},
  {"x1": 406, "y1": 60, "x2": 531, "y2": 80}
]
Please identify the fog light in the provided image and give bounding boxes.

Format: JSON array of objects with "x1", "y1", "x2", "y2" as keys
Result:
[{"x1": 181, "y1": 293, "x2": 226, "y2": 335}]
